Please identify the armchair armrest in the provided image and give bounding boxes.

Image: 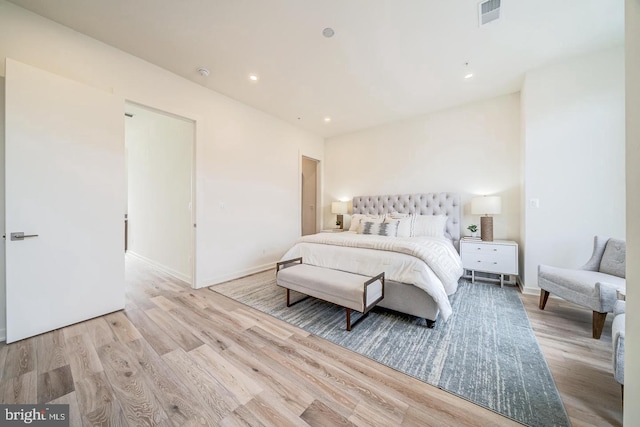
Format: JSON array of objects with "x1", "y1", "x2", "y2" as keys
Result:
[
  {"x1": 594, "y1": 281, "x2": 622, "y2": 313},
  {"x1": 612, "y1": 313, "x2": 625, "y2": 385},
  {"x1": 614, "y1": 300, "x2": 626, "y2": 316}
]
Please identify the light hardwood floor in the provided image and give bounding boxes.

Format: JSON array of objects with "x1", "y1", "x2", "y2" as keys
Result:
[{"x1": 0, "y1": 257, "x2": 623, "y2": 426}]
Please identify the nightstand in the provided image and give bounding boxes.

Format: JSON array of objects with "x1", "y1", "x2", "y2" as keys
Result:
[
  {"x1": 320, "y1": 229, "x2": 344, "y2": 233},
  {"x1": 460, "y1": 239, "x2": 518, "y2": 287}
]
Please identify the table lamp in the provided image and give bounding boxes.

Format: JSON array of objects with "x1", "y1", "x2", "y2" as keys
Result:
[
  {"x1": 331, "y1": 201, "x2": 348, "y2": 229},
  {"x1": 471, "y1": 196, "x2": 501, "y2": 241}
]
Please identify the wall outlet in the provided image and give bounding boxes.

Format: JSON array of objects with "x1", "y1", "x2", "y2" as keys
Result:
[{"x1": 529, "y1": 198, "x2": 540, "y2": 208}]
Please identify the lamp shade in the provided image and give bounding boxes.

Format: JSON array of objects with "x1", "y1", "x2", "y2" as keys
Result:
[
  {"x1": 471, "y1": 196, "x2": 501, "y2": 215},
  {"x1": 331, "y1": 201, "x2": 348, "y2": 214}
]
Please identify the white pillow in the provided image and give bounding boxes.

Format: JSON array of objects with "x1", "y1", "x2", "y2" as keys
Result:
[
  {"x1": 412, "y1": 215, "x2": 448, "y2": 238},
  {"x1": 388, "y1": 211, "x2": 409, "y2": 219},
  {"x1": 385, "y1": 214, "x2": 413, "y2": 238},
  {"x1": 361, "y1": 220, "x2": 398, "y2": 237},
  {"x1": 348, "y1": 214, "x2": 366, "y2": 232}
]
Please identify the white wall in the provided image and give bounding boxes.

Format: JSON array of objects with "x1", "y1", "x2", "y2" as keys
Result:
[
  {"x1": 0, "y1": 78, "x2": 5, "y2": 340},
  {"x1": 324, "y1": 93, "x2": 522, "y2": 242},
  {"x1": 126, "y1": 105, "x2": 194, "y2": 283},
  {"x1": 521, "y1": 47, "x2": 625, "y2": 292},
  {"x1": 0, "y1": 1, "x2": 324, "y2": 292},
  {"x1": 625, "y1": 0, "x2": 640, "y2": 422}
]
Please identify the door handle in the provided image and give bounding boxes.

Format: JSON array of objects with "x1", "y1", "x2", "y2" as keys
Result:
[{"x1": 10, "y1": 232, "x2": 39, "y2": 241}]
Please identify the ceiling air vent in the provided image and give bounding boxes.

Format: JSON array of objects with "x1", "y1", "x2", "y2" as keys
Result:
[{"x1": 479, "y1": 0, "x2": 501, "y2": 26}]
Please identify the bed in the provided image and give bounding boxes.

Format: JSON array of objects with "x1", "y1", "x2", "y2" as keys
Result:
[{"x1": 281, "y1": 193, "x2": 463, "y2": 324}]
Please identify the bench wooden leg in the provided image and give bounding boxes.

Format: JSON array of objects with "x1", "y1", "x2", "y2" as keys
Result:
[
  {"x1": 286, "y1": 289, "x2": 309, "y2": 307},
  {"x1": 539, "y1": 290, "x2": 550, "y2": 310},
  {"x1": 345, "y1": 308, "x2": 372, "y2": 331},
  {"x1": 592, "y1": 311, "x2": 607, "y2": 339}
]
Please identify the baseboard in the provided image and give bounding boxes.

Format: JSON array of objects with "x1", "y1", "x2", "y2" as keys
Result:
[
  {"x1": 127, "y1": 251, "x2": 191, "y2": 285},
  {"x1": 521, "y1": 285, "x2": 542, "y2": 296},
  {"x1": 0, "y1": 328, "x2": 6, "y2": 342},
  {"x1": 199, "y1": 262, "x2": 275, "y2": 289},
  {"x1": 517, "y1": 282, "x2": 563, "y2": 298}
]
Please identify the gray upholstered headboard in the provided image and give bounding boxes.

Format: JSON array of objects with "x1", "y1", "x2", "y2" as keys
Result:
[{"x1": 352, "y1": 193, "x2": 461, "y2": 247}]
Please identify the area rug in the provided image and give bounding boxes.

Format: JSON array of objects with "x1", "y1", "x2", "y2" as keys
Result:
[{"x1": 210, "y1": 271, "x2": 570, "y2": 427}]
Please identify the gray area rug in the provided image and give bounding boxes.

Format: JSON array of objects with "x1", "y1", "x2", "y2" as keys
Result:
[{"x1": 210, "y1": 271, "x2": 570, "y2": 427}]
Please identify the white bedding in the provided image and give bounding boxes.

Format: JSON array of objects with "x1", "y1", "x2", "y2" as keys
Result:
[{"x1": 281, "y1": 232, "x2": 463, "y2": 320}]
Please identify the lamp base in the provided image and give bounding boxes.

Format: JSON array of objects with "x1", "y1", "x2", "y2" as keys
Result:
[{"x1": 480, "y1": 216, "x2": 493, "y2": 242}]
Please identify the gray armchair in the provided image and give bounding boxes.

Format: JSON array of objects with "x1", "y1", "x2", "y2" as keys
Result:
[
  {"x1": 538, "y1": 236, "x2": 626, "y2": 339},
  {"x1": 612, "y1": 300, "x2": 625, "y2": 399}
]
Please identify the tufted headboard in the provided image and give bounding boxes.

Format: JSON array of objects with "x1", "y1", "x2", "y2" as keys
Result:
[{"x1": 352, "y1": 193, "x2": 461, "y2": 248}]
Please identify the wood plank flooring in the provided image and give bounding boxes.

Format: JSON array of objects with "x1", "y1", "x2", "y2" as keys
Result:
[{"x1": 0, "y1": 256, "x2": 623, "y2": 426}]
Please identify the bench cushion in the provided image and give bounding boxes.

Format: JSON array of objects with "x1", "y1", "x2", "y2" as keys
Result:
[{"x1": 276, "y1": 264, "x2": 382, "y2": 312}]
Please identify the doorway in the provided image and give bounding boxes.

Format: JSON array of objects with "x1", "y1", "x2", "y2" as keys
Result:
[
  {"x1": 301, "y1": 156, "x2": 319, "y2": 235},
  {"x1": 124, "y1": 102, "x2": 195, "y2": 285}
]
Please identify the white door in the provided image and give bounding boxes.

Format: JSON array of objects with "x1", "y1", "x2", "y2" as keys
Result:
[{"x1": 5, "y1": 59, "x2": 125, "y2": 343}]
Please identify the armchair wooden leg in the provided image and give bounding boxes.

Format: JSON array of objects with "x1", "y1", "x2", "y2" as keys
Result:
[
  {"x1": 539, "y1": 290, "x2": 550, "y2": 310},
  {"x1": 592, "y1": 311, "x2": 607, "y2": 339}
]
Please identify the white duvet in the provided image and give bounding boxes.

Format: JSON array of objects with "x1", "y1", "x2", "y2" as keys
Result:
[{"x1": 281, "y1": 232, "x2": 463, "y2": 320}]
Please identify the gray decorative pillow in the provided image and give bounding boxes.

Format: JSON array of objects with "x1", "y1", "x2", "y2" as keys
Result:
[
  {"x1": 599, "y1": 238, "x2": 626, "y2": 278},
  {"x1": 386, "y1": 213, "x2": 414, "y2": 238},
  {"x1": 353, "y1": 214, "x2": 384, "y2": 233},
  {"x1": 362, "y1": 220, "x2": 398, "y2": 237}
]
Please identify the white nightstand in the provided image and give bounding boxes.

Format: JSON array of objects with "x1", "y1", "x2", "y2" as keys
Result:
[
  {"x1": 320, "y1": 229, "x2": 344, "y2": 233},
  {"x1": 460, "y1": 239, "x2": 518, "y2": 287}
]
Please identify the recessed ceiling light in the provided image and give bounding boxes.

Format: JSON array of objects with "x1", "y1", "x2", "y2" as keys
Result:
[
  {"x1": 249, "y1": 74, "x2": 259, "y2": 81},
  {"x1": 464, "y1": 73, "x2": 474, "y2": 79},
  {"x1": 322, "y1": 28, "x2": 335, "y2": 38},
  {"x1": 324, "y1": 117, "x2": 331, "y2": 123}
]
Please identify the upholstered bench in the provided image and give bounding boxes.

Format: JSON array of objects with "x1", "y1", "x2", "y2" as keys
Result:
[{"x1": 276, "y1": 258, "x2": 384, "y2": 331}]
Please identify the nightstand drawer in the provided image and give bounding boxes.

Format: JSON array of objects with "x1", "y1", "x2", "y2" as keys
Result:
[
  {"x1": 461, "y1": 242, "x2": 512, "y2": 257},
  {"x1": 461, "y1": 252, "x2": 517, "y2": 275}
]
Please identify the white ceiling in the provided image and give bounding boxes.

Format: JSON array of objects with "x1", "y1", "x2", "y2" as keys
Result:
[{"x1": 9, "y1": 0, "x2": 624, "y2": 138}]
